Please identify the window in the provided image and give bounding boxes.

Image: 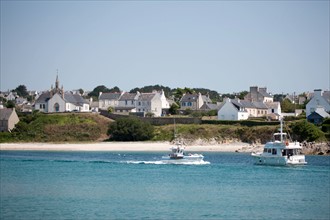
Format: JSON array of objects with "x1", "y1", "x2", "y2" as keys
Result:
[
  {"x1": 125, "y1": 100, "x2": 128, "y2": 105},
  {"x1": 272, "y1": 149, "x2": 277, "y2": 155}
]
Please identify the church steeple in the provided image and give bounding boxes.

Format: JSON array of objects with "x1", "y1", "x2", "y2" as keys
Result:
[{"x1": 55, "y1": 70, "x2": 59, "y2": 90}]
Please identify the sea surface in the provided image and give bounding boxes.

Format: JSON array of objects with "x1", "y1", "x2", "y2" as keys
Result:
[{"x1": 0, "y1": 150, "x2": 329, "y2": 220}]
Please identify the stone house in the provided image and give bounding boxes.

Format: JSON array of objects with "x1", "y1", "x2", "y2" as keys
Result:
[
  {"x1": 180, "y1": 93, "x2": 212, "y2": 111},
  {"x1": 244, "y1": 86, "x2": 273, "y2": 103},
  {"x1": 0, "y1": 108, "x2": 19, "y2": 132}
]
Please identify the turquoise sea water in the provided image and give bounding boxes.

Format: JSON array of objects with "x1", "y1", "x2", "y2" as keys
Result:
[{"x1": 0, "y1": 151, "x2": 329, "y2": 220}]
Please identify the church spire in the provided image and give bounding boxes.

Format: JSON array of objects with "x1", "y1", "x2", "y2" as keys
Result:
[{"x1": 55, "y1": 70, "x2": 59, "y2": 90}]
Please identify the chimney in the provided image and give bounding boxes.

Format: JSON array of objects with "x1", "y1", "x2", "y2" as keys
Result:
[{"x1": 314, "y1": 89, "x2": 322, "y2": 97}]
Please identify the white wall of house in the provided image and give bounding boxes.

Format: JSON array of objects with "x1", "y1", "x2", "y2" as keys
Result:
[
  {"x1": 150, "y1": 94, "x2": 162, "y2": 117},
  {"x1": 267, "y1": 102, "x2": 281, "y2": 115},
  {"x1": 218, "y1": 99, "x2": 249, "y2": 120},
  {"x1": 160, "y1": 90, "x2": 169, "y2": 109},
  {"x1": 306, "y1": 89, "x2": 330, "y2": 117},
  {"x1": 35, "y1": 102, "x2": 48, "y2": 112},
  {"x1": 99, "y1": 99, "x2": 119, "y2": 109},
  {"x1": 48, "y1": 94, "x2": 66, "y2": 113},
  {"x1": 80, "y1": 103, "x2": 90, "y2": 112}
]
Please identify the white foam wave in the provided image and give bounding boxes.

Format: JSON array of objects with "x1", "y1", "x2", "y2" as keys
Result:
[{"x1": 122, "y1": 160, "x2": 210, "y2": 165}]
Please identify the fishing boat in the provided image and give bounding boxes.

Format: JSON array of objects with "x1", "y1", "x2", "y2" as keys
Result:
[
  {"x1": 161, "y1": 119, "x2": 204, "y2": 162},
  {"x1": 161, "y1": 139, "x2": 204, "y2": 162},
  {"x1": 251, "y1": 119, "x2": 307, "y2": 166}
]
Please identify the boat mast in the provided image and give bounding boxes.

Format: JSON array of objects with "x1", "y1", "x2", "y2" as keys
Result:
[{"x1": 280, "y1": 117, "x2": 283, "y2": 142}]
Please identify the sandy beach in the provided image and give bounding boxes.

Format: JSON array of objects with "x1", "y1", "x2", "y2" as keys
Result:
[{"x1": 0, "y1": 142, "x2": 256, "y2": 152}]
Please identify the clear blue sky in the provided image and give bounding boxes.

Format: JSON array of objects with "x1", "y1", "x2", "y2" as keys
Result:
[{"x1": 1, "y1": 0, "x2": 329, "y2": 95}]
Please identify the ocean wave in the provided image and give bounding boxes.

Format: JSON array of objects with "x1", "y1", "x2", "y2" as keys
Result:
[{"x1": 122, "y1": 160, "x2": 210, "y2": 165}]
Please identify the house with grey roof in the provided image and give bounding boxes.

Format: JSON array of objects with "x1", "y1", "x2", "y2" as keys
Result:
[
  {"x1": 115, "y1": 90, "x2": 169, "y2": 116},
  {"x1": 99, "y1": 92, "x2": 123, "y2": 110},
  {"x1": 116, "y1": 92, "x2": 140, "y2": 114},
  {"x1": 244, "y1": 86, "x2": 273, "y2": 103},
  {"x1": 0, "y1": 108, "x2": 19, "y2": 132},
  {"x1": 217, "y1": 98, "x2": 249, "y2": 120},
  {"x1": 217, "y1": 98, "x2": 281, "y2": 120},
  {"x1": 306, "y1": 89, "x2": 330, "y2": 116},
  {"x1": 34, "y1": 75, "x2": 89, "y2": 113},
  {"x1": 307, "y1": 106, "x2": 330, "y2": 125},
  {"x1": 180, "y1": 93, "x2": 212, "y2": 111}
]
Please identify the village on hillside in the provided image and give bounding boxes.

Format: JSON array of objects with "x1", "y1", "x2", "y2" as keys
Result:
[{"x1": 1, "y1": 75, "x2": 330, "y2": 132}]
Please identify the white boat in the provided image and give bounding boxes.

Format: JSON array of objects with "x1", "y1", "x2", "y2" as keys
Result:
[
  {"x1": 161, "y1": 140, "x2": 204, "y2": 162},
  {"x1": 251, "y1": 119, "x2": 307, "y2": 166}
]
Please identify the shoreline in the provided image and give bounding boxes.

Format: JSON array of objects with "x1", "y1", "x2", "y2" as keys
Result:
[{"x1": 0, "y1": 142, "x2": 255, "y2": 152}]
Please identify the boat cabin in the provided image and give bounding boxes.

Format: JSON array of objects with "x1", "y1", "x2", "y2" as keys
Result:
[{"x1": 262, "y1": 145, "x2": 303, "y2": 157}]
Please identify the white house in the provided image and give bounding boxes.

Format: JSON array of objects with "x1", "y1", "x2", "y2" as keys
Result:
[
  {"x1": 306, "y1": 89, "x2": 330, "y2": 117},
  {"x1": 217, "y1": 98, "x2": 249, "y2": 120},
  {"x1": 115, "y1": 90, "x2": 169, "y2": 116},
  {"x1": 98, "y1": 92, "x2": 123, "y2": 110}
]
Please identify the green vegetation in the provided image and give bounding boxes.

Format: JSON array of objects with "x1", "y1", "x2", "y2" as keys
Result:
[
  {"x1": 290, "y1": 119, "x2": 326, "y2": 142},
  {"x1": 107, "y1": 117, "x2": 154, "y2": 141},
  {"x1": 0, "y1": 112, "x2": 112, "y2": 143},
  {"x1": 1, "y1": 113, "x2": 327, "y2": 144},
  {"x1": 152, "y1": 124, "x2": 277, "y2": 144}
]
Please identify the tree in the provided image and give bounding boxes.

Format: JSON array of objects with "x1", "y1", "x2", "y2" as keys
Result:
[
  {"x1": 169, "y1": 103, "x2": 179, "y2": 115},
  {"x1": 78, "y1": 89, "x2": 84, "y2": 96},
  {"x1": 6, "y1": 100, "x2": 15, "y2": 108},
  {"x1": 107, "y1": 117, "x2": 154, "y2": 141},
  {"x1": 88, "y1": 85, "x2": 111, "y2": 98},
  {"x1": 109, "y1": 86, "x2": 121, "y2": 93},
  {"x1": 281, "y1": 98, "x2": 296, "y2": 113},
  {"x1": 290, "y1": 120, "x2": 326, "y2": 142},
  {"x1": 14, "y1": 85, "x2": 29, "y2": 97}
]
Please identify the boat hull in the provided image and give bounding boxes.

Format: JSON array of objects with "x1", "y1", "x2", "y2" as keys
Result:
[
  {"x1": 161, "y1": 154, "x2": 204, "y2": 162},
  {"x1": 252, "y1": 153, "x2": 307, "y2": 166}
]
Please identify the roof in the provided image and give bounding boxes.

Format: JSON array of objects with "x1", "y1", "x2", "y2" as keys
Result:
[
  {"x1": 265, "y1": 102, "x2": 280, "y2": 109},
  {"x1": 259, "y1": 90, "x2": 272, "y2": 98},
  {"x1": 119, "y1": 92, "x2": 139, "y2": 101},
  {"x1": 311, "y1": 108, "x2": 330, "y2": 118},
  {"x1": 252, "y1": 101, "x2": 268, "y2": 109},
  {"x1": 35, "y1": 91, "x2": 51, "y2": 103},
  {"x1": 180, "y1": 93, "x2": 199, "y2": 102},
  {"x1": 200, "y1": 103, "x2": 220, "y2": 110},
  {"x1": 138, "y1": 93, "x2": 156, "y2": 101},
  {"x1": 0, "y1": 108, "x2": 15, "y2": 120},
  {"x1": 202, "y1": 95, "x2": 212, "y2": 103},
  {"x1": 99, "y1": 92, "x2": 122, "y2": 100},
  {"x1": 64, "y1": 93, "x2": 88, "y2": 106}
]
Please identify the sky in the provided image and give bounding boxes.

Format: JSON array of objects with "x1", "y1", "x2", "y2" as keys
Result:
[{"x1": 1, "y1": 1, "x2": 329, "y2": 95}]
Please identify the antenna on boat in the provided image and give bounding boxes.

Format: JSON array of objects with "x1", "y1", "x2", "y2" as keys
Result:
[{"x1": 280, "y1": 117, "x2": 284, "y2": 142}]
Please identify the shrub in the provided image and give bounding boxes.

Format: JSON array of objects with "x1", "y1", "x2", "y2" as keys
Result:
[
  {"x1": 107, "y1": 117, "x2": 154, "y2": 141},
  {"x1": 290, "y1": 120, "x2": 326, "y2": 142}
]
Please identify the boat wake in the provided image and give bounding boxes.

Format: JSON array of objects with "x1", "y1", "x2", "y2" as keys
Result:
[{"x1": 122, "y1": 160, "x2": 210, "y2": 165}]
